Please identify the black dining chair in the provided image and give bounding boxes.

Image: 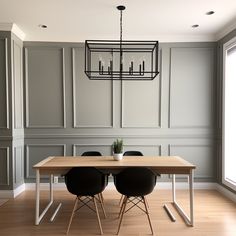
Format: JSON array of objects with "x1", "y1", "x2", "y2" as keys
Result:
[
  {"x1": 81, "y1": 151, "x2": 108, "y2": 203},
  {"x1": 65, "y1": 167, "x2": 107, "y2": 235},
  {"x1": 123, "y1": 151, "x2": 143, "y2": 156},
  {"x1": 118, "y1": 151, "x2": 143, "y2": 206},
  {"x1": 114, "y1": 167, "x2": 157, "y2": 235},
  {"x1": 82, "y1": 151, "x2": 102, "y2": 156}
]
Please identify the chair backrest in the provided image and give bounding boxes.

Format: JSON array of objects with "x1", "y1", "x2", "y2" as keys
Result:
[
  {"x1": 65, "y1": 167, "x2": 106, "y2": 196},
  {"x1": 123, "y1": 151, "x2": 143, "y2": 156},
  {"x1": 81, "y1": 151, "x2": 102, "y2": 156},
  {"x1": 115, "y1": 167, "x2": 156, "y2": 197}
]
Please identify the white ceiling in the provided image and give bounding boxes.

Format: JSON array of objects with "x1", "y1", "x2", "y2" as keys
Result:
[{"x1": 0, "y1": 0, "x2": 236, "y2": 42}]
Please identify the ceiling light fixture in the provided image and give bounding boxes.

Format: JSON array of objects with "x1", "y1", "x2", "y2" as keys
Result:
[
  {"x1": 38, "y1": 24, "x2": 48, "y2": 29},
  {"x1": 206, "y1": 11, "x2": 215, "y2": 15},
  {"x1": 84, "y1": 5, "x2": 159, "y2": 80}
]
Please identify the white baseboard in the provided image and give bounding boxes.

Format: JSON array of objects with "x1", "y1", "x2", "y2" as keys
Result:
[
  {"x1": 0, "y1": 184, "x2": 25, "y2": 199},
  {"x1": 155, "y1": 182, "x2": 217, "y2": 190},
  {"x1": 215, "y1": 183, "x2": 236, "y2": 203},
  {"x1": 25, "y1": 183, "x2": 66, "y2": 190}
]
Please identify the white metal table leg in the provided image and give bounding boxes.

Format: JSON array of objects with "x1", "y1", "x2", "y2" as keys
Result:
[
  {"x1": 172, "y1": 170, "x2": 194, "y2": 227},
  {"x1": 50, "y1": 174, "x2": 53, "y2": 201},
  {"x1": 35, "y1": 169, "x2": 40, "y2": 225},
  {"x1": 172, "y1": 174, "x2": 176, "y2": 202},
  {"x1": 50, "y1": 203, "x2": 62, "y2": 222},
  {"x1": 35, "y1": 172, "x2": 54, "y2": 225},
  {"x1": 189, "y1": 169, "x2": 194, "y2": 226}
]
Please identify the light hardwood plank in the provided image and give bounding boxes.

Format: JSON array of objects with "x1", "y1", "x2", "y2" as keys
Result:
[
  {"x1": 0, "y1": 190, "x2": 235, "y2": 236},
  {"x1": 0, "y1": 199, "x2": 8, "y2": 207}
]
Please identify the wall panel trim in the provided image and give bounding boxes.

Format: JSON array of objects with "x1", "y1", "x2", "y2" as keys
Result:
[
  {"x1": 0, "y1": 37, "x2": 9, "y2": 129},
  {"x1": 168, "y1": 144, "x2": 215, "y2": 179},
  {"x1": 24, "y1": 47, "x2": 66, "y2": 128},
  {"x1": 72, "y1": 47, "x2": 114, "y2": 128},
  {"x1": 12, "y1": 39, "x2": 23, "y2": 129},
  {"x1": 24, "y1": 133, "x2": 216, "y2": 139},
  {"x1": 168, "y1": 47, "x2": 215, "y2": 129},
  {"x1": 124, "y1": 144, "x2": 162, "y2": 155},
  {"x1": 72, "y1": 144, "x2": 112, "y2": 156},
  {"x1": 121, "y1": 48, "x2": 162, "y2": 128},
  {"x1": 14, "y1": 146, "x2": 24, "y2": 184},
  {"x1": 25, "y1": 144, "x2": 66, "y2": 178},
  {"x1": 0, "y1": 147, "x2": 10, "y2": 185}
]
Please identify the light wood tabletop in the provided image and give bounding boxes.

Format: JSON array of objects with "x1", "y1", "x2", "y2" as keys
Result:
[{"x1": 33, "y1": 156, "x2": 195, "y2": 174}]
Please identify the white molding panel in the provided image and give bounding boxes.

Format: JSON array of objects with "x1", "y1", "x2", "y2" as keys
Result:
[
  {"x1": 0, "y1": 147, "x2": 10, "y2": 186},
  {"x1": 121, "y1": 49, "x2": 162, "y2": 128},
  {"x1": 73, "y1": 144, "x2": 112, "y2": 156},
  {"x1": 168, "y1": 47, "x2": 215, "y2": 129},
  {"x1": 12, "y1": 39, "x2": 23, "y2": 129},
  {"x1": 0, "y1": 37, "x2": 9, "y2": 129},
  {"x1": 72, "y1": 47, "x2": 114, "y2": 128},
  {"x1": 14, "y1": 146, "x2": 24, "y2": 185},
  {"x1": 25, "y1": 144, "x2": 66, "y2": 178},
  {"x1": 168, "y1": 144, "x2": 215, "y2": 180},
  {"x1": 24, "y1": 47, "x2": 66, "y2": 128}
]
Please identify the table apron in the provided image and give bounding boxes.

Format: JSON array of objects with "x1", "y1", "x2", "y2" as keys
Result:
[{"x1": 37, "y1": 168, "x2": 192, "y2": 176}]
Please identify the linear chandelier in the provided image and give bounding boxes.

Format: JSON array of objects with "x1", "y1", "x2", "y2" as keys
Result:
[{"x1": 84, "y1": 5, "x2": 159, "y2": 80}]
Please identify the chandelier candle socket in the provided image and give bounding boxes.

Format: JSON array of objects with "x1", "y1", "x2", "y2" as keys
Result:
[{"x1": 84, "y1": 5, "x2": 159, "y2": 80}]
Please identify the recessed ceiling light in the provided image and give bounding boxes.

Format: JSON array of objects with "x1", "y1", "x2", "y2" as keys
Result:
[
  {"x1": 206, "y1": 11, "x2": 215, "y2": 15},
  {"x1": 38, "y1": 24, "x2": 48, "y2": 29},
  {"x1": 191, "y1": 24, "x2": 199, "y2": 28}
]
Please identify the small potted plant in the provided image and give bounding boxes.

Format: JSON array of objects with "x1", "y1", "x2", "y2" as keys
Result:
[{"x1": 112, "y1": 138, "x2": 124, "y2": 161}]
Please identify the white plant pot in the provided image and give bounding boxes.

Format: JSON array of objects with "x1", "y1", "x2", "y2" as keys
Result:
[{"x1": 113, "y1": 153, "x2": 123, "y2": 161}]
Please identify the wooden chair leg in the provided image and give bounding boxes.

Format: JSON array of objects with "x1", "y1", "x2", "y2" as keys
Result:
[
  {"x1": 119, "y1": 195, "x2": 124, "y2": 207},
  {"x1": 117, "y1": 196, "x2": 128, "y2": 235},
  {"x1": 100, "y1": 192, "x2": 104, "y2": 203},
  {"x1": 146, "y1": 197, "x2": 150, "y2": 208},
  {"x1": 118, "y1": 196, "x2": 127, "y2": 218},
  {"x1": 66, "y1": 197, "x2": 78, "y2": 235},
  {"x1": 93, "y1": 196, "x2": 103, "y2": 235},
  {"x1": 98, "y1": 193, "x2": 107, "y2": 218},
  {"x1": 143, "y1": 196, "x2": 149, "y2": 208},
  {"x1": 143, "y1": 196, "x2": 154, "y2": 235}
]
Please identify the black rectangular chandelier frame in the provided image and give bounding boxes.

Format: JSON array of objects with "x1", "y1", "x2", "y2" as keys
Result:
[{"x1": 85, "y1": 39, "x2": 159, "y2": 80}]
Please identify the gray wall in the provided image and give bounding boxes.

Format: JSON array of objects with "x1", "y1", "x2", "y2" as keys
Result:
[
  {"x1": 0, "y1": 31, "x2": 24, "y2": 190},
  {"x1": 23, "y1": 41, "x2": 217, "y2": 183}
]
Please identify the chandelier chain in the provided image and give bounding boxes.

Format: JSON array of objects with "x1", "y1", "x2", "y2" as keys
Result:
[{"x1": 120, "y1": 9, "x2": 123, "y2": 43}]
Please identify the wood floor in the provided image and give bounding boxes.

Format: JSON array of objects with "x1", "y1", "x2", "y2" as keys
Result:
[
  {"x1": 0, "y1": 189, "x2": 235, "y2": 236},
  {"x1": 0, "y1": 199, "x2": 8, "y2": 207}
]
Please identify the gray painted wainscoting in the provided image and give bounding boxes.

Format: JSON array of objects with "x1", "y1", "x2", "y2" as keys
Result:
[
  {"x1": 0, "y1": 31, "x2": 24, "y2": 191},
  {"x1": 0, "y1": 33, "x2": 219, "y2": 190},
  {"x1": 22, "y1": 41, "x2": 217, "y2": 183}
]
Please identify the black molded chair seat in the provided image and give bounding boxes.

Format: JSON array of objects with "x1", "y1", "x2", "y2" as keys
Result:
[
  {"x1": 123, "y1": 151, "x2": 143, "y2": 156},
  {"x1": 65, "y1": 167, "x2": 107, "y2": 235},
  {"x1": 115, "y1": 167, "x2": 156, "y2": 197},
  {"x1": 65, "y1": 167, "x2": 106, "y2": 196},
  {"x1": 82, "y1": 151, "x2": 102, "y2": 156},
  {"x1": 114, "y1": 167, "x2": 157, "y2": 235}
]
